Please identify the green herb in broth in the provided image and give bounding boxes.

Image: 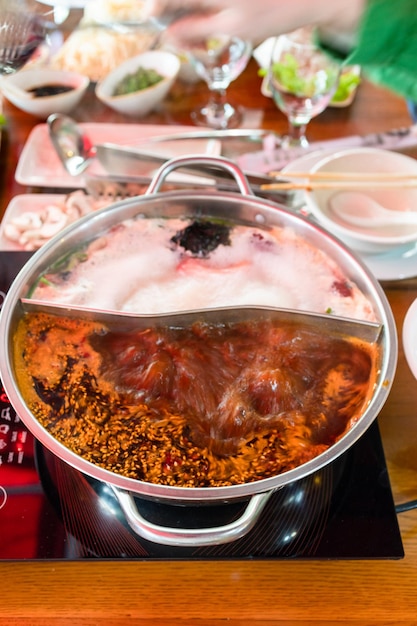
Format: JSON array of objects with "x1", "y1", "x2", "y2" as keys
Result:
[{"x1": 27, "y1": 247, "x2": 89, "y2": 297}]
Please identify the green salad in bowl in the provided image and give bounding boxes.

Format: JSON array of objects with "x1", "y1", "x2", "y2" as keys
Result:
[
  {"x1": 259, "y1": 62, "x2": 360, "y2": 106},
  {"x1": 331, "y1": 68, "x2": 361, "y2": 104}
]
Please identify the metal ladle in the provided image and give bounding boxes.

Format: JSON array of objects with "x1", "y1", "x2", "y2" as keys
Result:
[{"x1": 47, "y1": 113, "x2": 97, "y2": 176}]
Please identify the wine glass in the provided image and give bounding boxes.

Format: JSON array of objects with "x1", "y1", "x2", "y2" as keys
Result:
[
  {"x1": 0, "y1": 2, "x2": 46, "y2": 76},
  {"x1": 186, "y1": 35, "x2": 252, "y2": 129},
  {"x1": 268, "y1": 30, "x2": 341, "y2": 149},
  {"x1": 0, "y1": 1, "x2": 47, "y2": 127}
]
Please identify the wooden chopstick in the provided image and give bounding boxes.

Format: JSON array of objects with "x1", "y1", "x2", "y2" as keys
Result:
[
  {"x1": 261, "y1": 179, "x2": 417, "y2": 191},
  {"x1": 267, "y1": 170, "x2": 417, "y2": 180}
]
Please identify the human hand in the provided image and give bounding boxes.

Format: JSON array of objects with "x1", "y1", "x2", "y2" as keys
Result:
[{"x1": 152, "y1": 0, "x2": 364, "y2": 46}]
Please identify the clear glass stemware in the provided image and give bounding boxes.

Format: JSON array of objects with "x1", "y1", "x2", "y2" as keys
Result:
[
  {"x1": 0, "y1": 2, "x2": 46, "y2": 75},
  {"x1": 0, "y1": 1, "x2": 47, "y2": 123},
  {"x1": 268, "y1": 30, "x2": 341, "y2": 149},
  {"x1": 187, "y1": 35, "x2": 252, "y2": 129}
]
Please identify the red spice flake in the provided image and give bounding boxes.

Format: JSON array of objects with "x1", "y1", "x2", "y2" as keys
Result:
[
  {"x1": 162, "y1": 451, "x2": 183, "y2": 473},
  {"x1": 250, "y1": 231, "x2": 274, "y2": 250},
  {"x1": 332, "y1": 280, "x2": 353, "y2": 298}
]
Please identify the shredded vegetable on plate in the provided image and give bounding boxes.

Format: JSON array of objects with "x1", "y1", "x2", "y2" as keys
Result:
[{"x1": 51, "y1": 27, "x2": 158, "y2": 82}]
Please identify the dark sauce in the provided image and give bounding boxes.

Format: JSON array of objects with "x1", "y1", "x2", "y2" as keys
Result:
[{"x1": 27, "y1": 84, "x2": 75, "y2": 98}]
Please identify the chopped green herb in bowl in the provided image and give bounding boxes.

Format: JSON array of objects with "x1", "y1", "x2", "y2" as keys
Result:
[{"x1": 113, "y1": 67, "x2": 164, "y2": 96}]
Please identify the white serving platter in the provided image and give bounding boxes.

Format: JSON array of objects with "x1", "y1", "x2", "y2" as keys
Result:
[
  {"x1": 0, "y1": 194, "x2": 66, "y2": 250},
  {"x1": 0, "y1": 192, "x2": 118, "y2": 251},
  {"x1": 15, "y1": 123, "x2": 221, "y2": 188}
]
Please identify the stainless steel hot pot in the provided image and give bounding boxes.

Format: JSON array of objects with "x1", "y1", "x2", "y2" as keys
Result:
[{"x1": 0, "y1": 156, "x2": 398, "y2": 547}]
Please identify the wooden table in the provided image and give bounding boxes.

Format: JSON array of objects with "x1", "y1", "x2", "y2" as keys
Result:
[{"x1": 1, "y1": 58, "x2": 417, "y2": 625}]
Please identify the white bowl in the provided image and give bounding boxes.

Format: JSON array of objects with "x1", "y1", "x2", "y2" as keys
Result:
[
  {"x1": 0, "y1": 69, "x2": 90, "y2": 119},
  {"x1": 304, "y1": 148, "x2": 417, "y2": 253},
  {"x1": 95, "y1": 50, "x2": 180, "y2": 117}
]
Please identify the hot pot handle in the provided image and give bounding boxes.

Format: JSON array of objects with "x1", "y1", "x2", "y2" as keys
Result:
[
  {"x1": 111, "y1": 487, "x2": 274, "y2": 547},
  {"x1": 145, "y1": 154, "x2": 254, "y2": 196}
]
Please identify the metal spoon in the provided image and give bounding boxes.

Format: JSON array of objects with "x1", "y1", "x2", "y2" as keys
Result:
[
  {"x1": 329, "y1": 191, "x2": 417, "y2": 228},
  {"x1": 20, "y1": 299, "x2": 382, "y2": 344}
]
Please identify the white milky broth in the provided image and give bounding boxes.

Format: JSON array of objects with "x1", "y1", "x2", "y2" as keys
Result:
[{"x1": 32, "y1": 217, "x2": 376, "y2": 321}]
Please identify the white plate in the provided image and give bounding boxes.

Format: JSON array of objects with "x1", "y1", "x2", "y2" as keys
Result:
[
  {"x1": 37, "y1": 1, "x2": 93, "y2": 7},
  {"x1": 0, "y1": 194, "x2": 65, "y2": 250},
  {"x1": 0, "y1": 192, "x2": 118, "y2": 251},
  {"x1": 283, "y1": 151, "x2": 417, "y2": 282},
  {"x1": 15, "y1": 123, "x2": 221, "y2": 188}
]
